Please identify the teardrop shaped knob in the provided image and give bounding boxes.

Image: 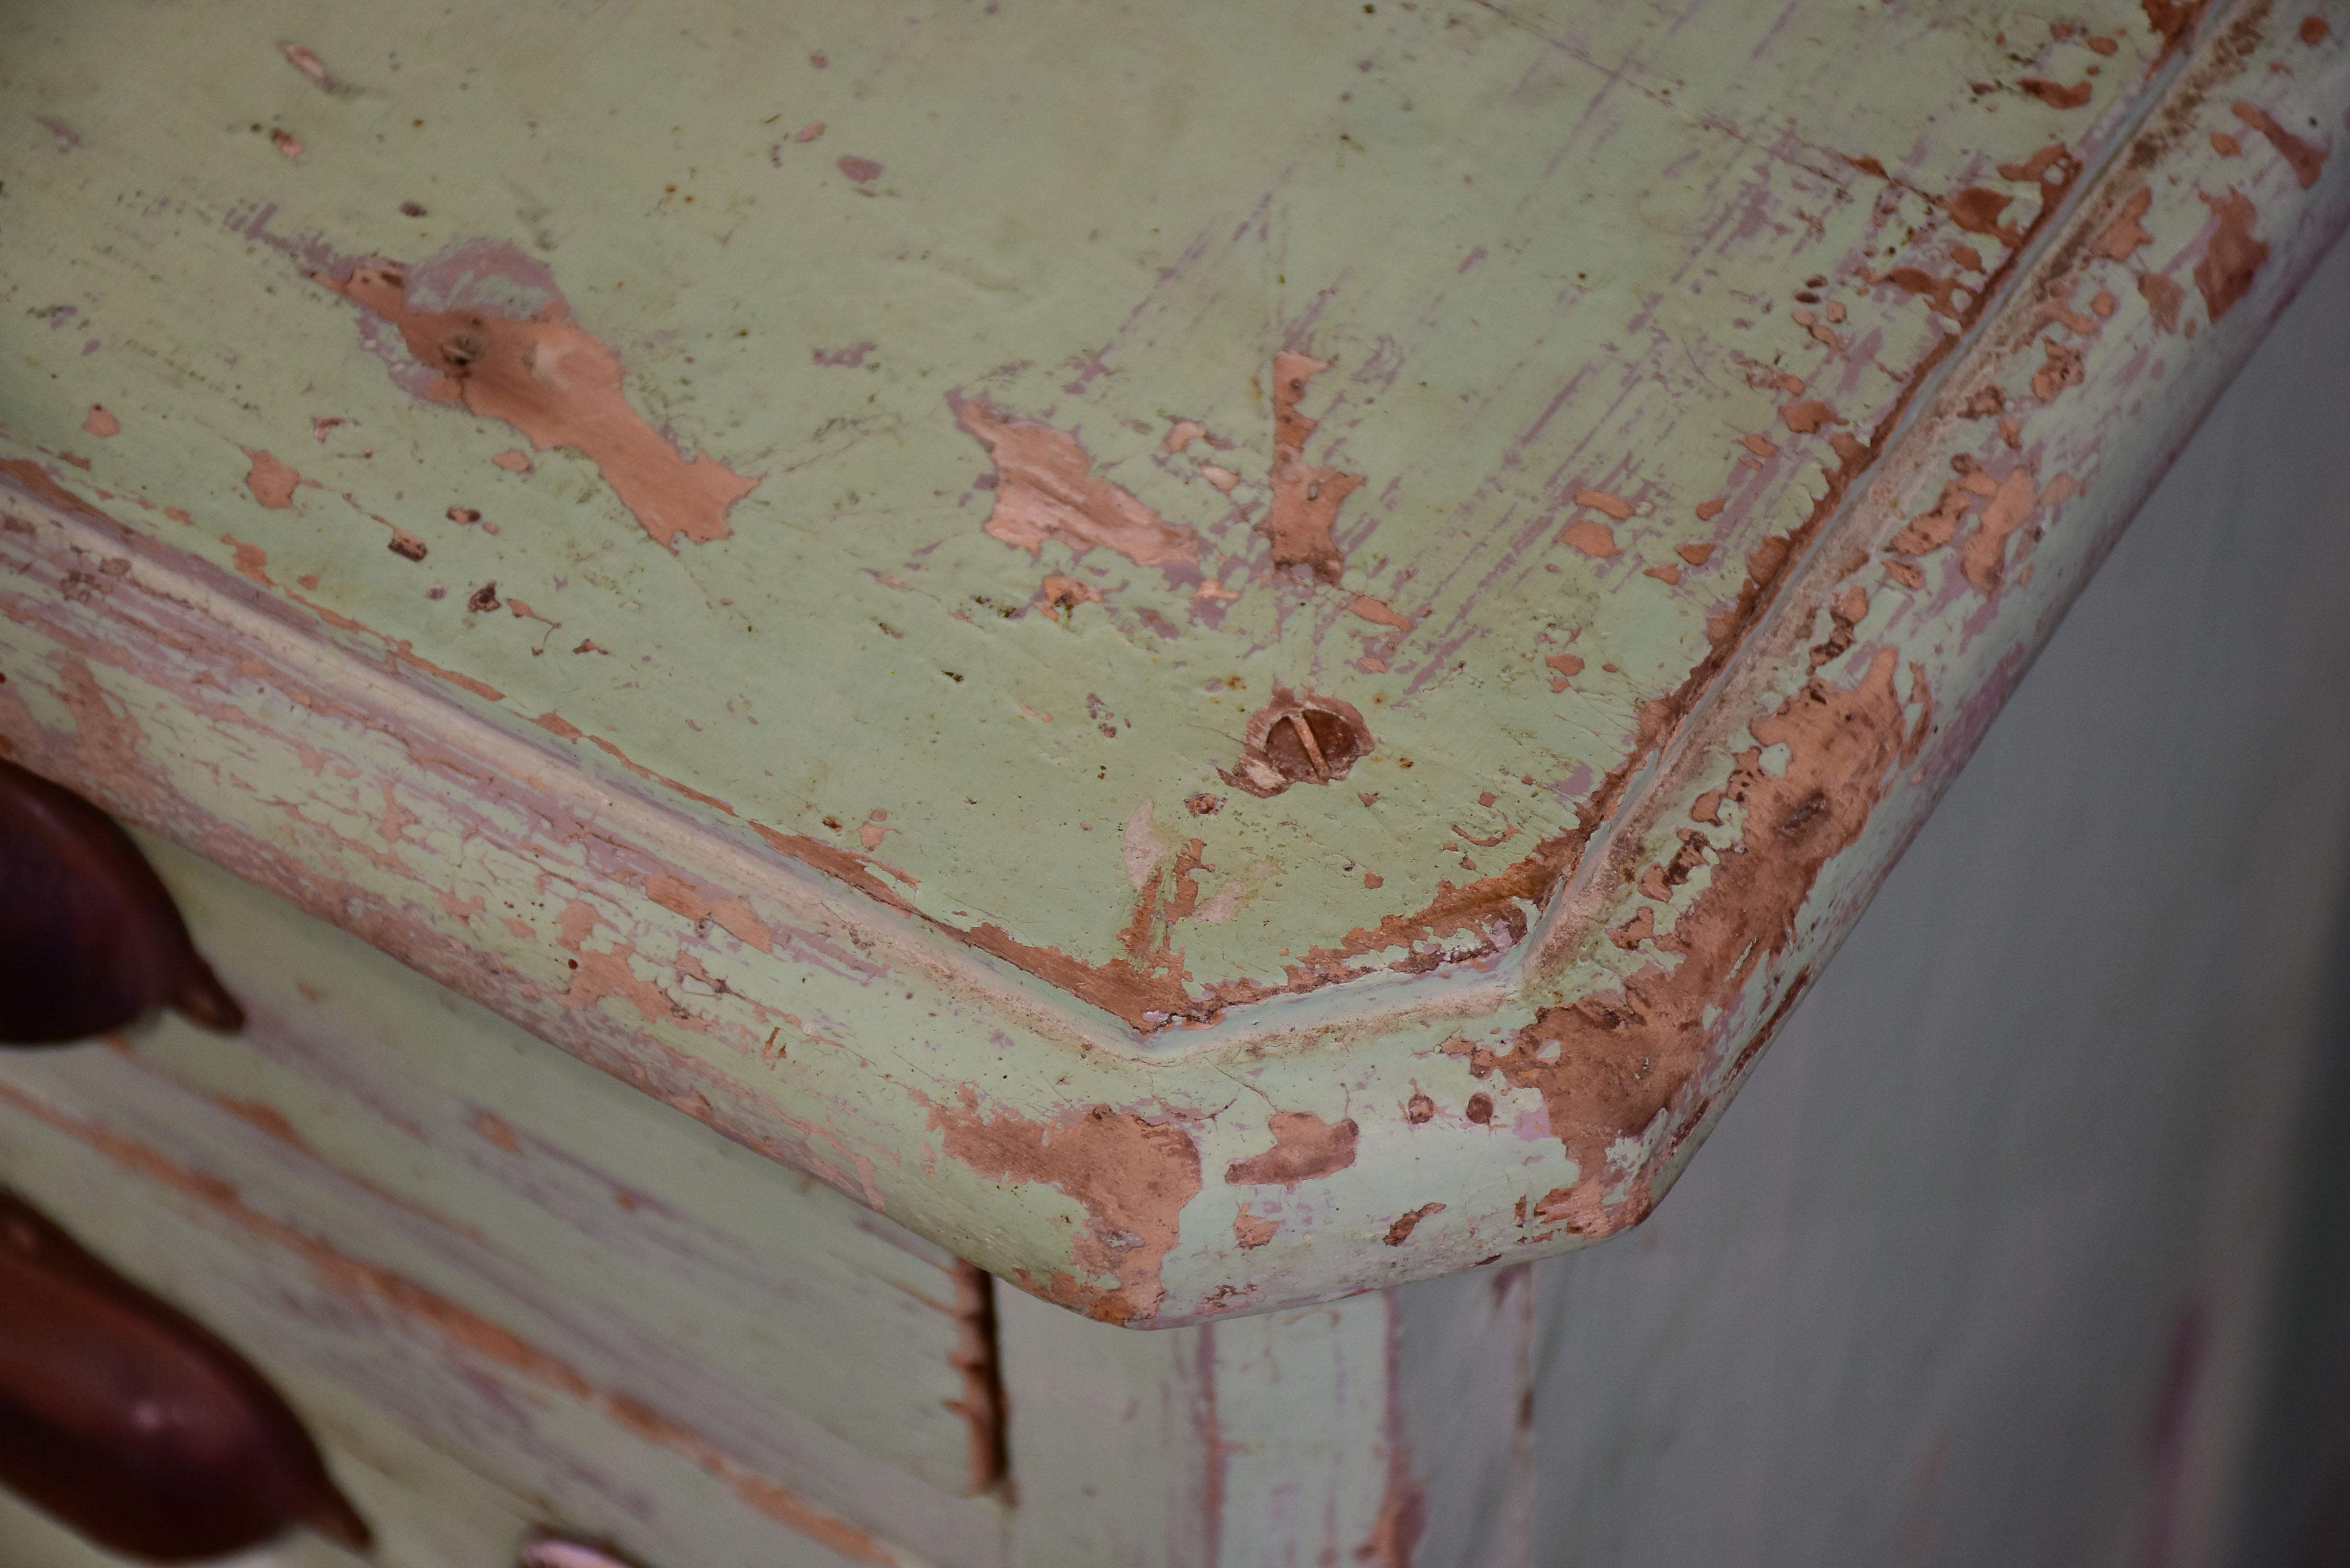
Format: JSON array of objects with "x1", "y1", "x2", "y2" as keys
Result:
[
  {"x1": 0, "y1": 759, "x2": 243, "y2": 1045},
  {"x1": 0, "y1": 1188, "x2": 372, "y2": 1561}
]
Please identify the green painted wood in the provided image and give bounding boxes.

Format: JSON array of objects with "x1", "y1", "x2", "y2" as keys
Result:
[
  {"x1": 2, "y1": 0, "x2": 2345, "y2": 1325},
  {"x1": 0, "y1": 832, "x2": 998, "y2": 1568},
  {"x1": 996, "y1": 1263, "x2": 1534, "y2": 1566},
  {"x1": 0, "y1": 832, "x2": 1550, "y2": 1568}
]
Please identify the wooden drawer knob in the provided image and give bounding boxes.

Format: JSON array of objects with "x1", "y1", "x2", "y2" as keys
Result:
[
  {"x1": 0, "y1": 1189, "x2": 370, "y2": 1561},
  {"x1": 0, "y1": 760, "x2": 241, "y2": 1044}
]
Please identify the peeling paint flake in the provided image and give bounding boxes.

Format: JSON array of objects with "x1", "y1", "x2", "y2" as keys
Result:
[
  {"x1": 2097, "y1": 187, "x2": 2156, "y2": 261},
  {"x1": 1233, "y1": 1206, "x2": 1279, "y2": 1249},
  {"x1": 1960, "y1": 467, "x2": 2042, "y2": 593},
  {"x1": 317, "y1": 242, "x2": 759, "y2": 550},
  {"x1": 1558, "y1": 518, "x2": 1620, "y2": 558},
  {"x1": 1779, "y1": 399, "x2": 1843, "y2": 433},
  {"x1": 1224, "y1": 1111, "x2": 1360, "y2": 1187},
  {"x1": 1572, "y1": 487, "x2": 1635, "y2": 520},
  {"x1": 2193, "y1": 189, "x2": 2269, "y2": 319},
  {"x1": 924, "y1": 1090, "x2": 1200, "y2": 1325},
  {"x1": 243, "y1": 449, "x2": 310, "y2": 509},
  {"x1": 1458, "y1": 651, "x2": 1914, "y2": 1235},
  {"x1": 1262, "y1": 352, "x2": 1364, "y2": 583},
  {"x1": 1347, "y1": 593, "x2": 1413, "y2": 630},
  {"x1": 2019, "y1": 78, "x2": 2093, "y2": 109},
  {"x1": 2231, "y1": 101, "x2": 2329, "y2": 188},
  {"x1": 2139, "y1": 272, "x2": 2187, "y2": 331},
  {"x1": 951, "y1": 394, "x2": 1200, "y2": 568}
]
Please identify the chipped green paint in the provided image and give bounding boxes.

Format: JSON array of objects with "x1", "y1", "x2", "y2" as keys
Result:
[
  {"x1": 2, "y1": 0, "x2": 2345, "y2": 1325},
  {"x1": 0, "y1": 831, "x2": 978, "y2": 1566}
]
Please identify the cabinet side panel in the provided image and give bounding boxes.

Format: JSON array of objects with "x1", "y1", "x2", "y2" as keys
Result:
[{"x1": 1523, "y1": 229, "x2": 2350, "y2": 1568}]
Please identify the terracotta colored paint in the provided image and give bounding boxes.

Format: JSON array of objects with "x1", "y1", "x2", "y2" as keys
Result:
[
  {"x1": 925, "y1": 1092, "x2": 1200, "y2": 1325},
  {"x1": 1558, "y1": 518, "x2": 1620, "y2": 557},
  {"x1": 1262, "y1": 352, "x2": 1364, "y2": 583},
  {"x1": 2231, "y1": 101, "x2": 2329, "y2": 188},
  {"x1": 1881, "y1": 267, "x2": 1965, "y2": 314},
  {"x1": 1572, "y1": 487, "x2": 1635, "y2": 521},
  {"x1": 2139, "y1": 0, "x2": 2207, "y2": 68},
  {"x1": 1961, "y1": 468, "x2": 2049, "y2": 592},
  {"x1": 2019, "y1": 78, "x2": 2093, "y2": 108},
  {"x1": 2139, "y1": 272, "x2": 2188, "y2": 332},
  {"x1": 1450, "y1": 650, "x2": 1922, "y2": 1236},
  {"x1": 953, "y1": 395, "x2": 1201, "y2": 567},
  {"x1": 1942, "y1": 188, "x2": 2021, "y2": 245},
  {"x1": 318, "y1": 246, "x2": 758, "y2": 549},
  {"x1": 2097, "y1": 187, "x2": 2156, "y2": 261},
  {"x1": 2194, "y1": 189, "x2": 2270, "y2": 319},
  {"x1": 1996, "y1": 142, "x2": 2076, "y2": 184},
  {"x1": 1223, "y1": 1111, "x2": 1361, "y2": 1186},
  {"x1": 241, "y1": 449, "x2": 306, "y2": 509}
]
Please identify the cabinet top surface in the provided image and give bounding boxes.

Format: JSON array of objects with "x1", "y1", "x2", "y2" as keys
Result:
[
  {"x1": 6, "y1": 0, "x2": 2344, "y2": 1324},
  {"x1": 1, "y1": 0, "x2": 2207, "y2": 1028}
]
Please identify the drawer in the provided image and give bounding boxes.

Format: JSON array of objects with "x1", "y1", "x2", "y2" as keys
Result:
[{"x1": 0, "y1": 830, "x2": 1005, "y2": 1568}]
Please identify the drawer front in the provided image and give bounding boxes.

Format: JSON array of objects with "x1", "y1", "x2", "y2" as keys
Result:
[{"x1": 0, "y1": 832, "x2": 1004, "y2": 1568}]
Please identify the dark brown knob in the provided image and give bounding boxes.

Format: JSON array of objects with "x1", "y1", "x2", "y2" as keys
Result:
[
  {"x1": 0, "y1": 1188, "x2": 371, "y2": 1561},
  {"x1": 0, "y1": 759, "x2": 242, "y2": 1044}
]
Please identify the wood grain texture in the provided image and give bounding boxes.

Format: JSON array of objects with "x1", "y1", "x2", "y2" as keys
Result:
[{"x1": 1, "y1": 0, "x2": 2344, "y2": 1321}]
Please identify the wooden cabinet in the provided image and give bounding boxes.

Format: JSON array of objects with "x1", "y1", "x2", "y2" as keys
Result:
[
  {"x1": 2, "y1": 0, "x2": 2346, "y2": 1561},
  {"x1": 0, "y1": 832, "x2": 1001, "y2": 1565},
  {"x1": 0, "y1": 832, "x2": 1541, "y2": 1565}
]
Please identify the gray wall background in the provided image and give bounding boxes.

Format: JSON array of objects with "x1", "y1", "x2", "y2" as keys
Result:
[{"x1": 1518, "y1": 234, "x2": 2350, "y2": 1568}]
